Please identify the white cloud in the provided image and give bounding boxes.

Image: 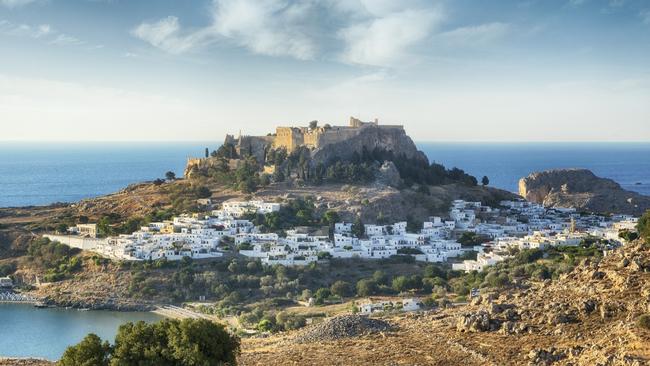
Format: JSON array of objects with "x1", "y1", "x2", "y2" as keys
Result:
[
  {"x1": 50, "y1": 33, "x2": 85, "y2": 46},
  {"x1": 211, "y1": 0, "x2": 316, "y2": 60},
  {"x1": 132, "y1": 1, "x2": 318, "y2": 59},
  {"x1": 338, "y1": 8, "x2": 443, "y2": 66},
  {"x1": 0, "y1": 20, "x2": 95, "y2": 48},
  {"x1": 131, "y1": 0, "x2": 444, "y2": 65},
  {"x1": 0, "y1": 0, "x2": 37, "y2": 8},
  {"x1": 130, "y1": 16, "x2": 215, "y2": 54},
  {"x1": 437, "y1": 22, "x2": 510, "y2": 47},
  {"x1": 0, "y1": 20, "x2": 52, "y2": 38}
]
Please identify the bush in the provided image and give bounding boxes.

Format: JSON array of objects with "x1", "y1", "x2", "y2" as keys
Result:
[
  {"x1": 638, "y1": 211, "x2": 650, "y2": 243},
  {"x1": 356, "y1": 279, "x2": 377, "y2": 297},
  {"x1": 59, "y1": 333, "x2": 110, "y2": 366},
  {"x1": 637, "y1": 314, "x2": 650, "y2": 330},
  {"x1": 330, "y1": 280, "x2": 352, "y2": 298},
  {"x1": 109, "y1": 319, "x2": 239, "y2": 365}
]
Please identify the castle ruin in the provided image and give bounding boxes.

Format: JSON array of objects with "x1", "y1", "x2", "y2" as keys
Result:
[
  {"x1": 185, "y1": 116, "x2": 414, "y2": 178},
  {"x1": 273, "y1": 117, "x2": 403, "y2": 153}
]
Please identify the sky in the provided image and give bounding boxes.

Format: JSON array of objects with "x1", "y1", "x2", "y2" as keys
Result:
[{"x1": 1, "y1": 0, "x2": 649, "y2": 142}]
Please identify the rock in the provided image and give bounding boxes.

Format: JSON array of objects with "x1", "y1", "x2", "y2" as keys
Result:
[
  {"x1": 580, "y1": 299, "x2": 598, "y2": 314},
  {"x1": 591, "y1": 271, "x2": 606, "y2": 280},
  {"x1": 619, "y1": 257, "x2": 630, "y2": 268},
  {"x1": 294, "y1": 315, "x2": 392, "y2": 343},
  {"x1": 375, "y1": 161, "x2": 402, "y2": 187},
  {"x1": 500, "y1": 321, "x2": 517, "y2": 335},
  {"x1": 486, "y1": 302, "x2": 515, "y2": 315},
  {"x1": 547, "y1": 311, "x2": 576, "y2": 325},
  {"x1": 518, "y1": 168, "x2": 650, "y2": 215},
  {"x1": 527, "y1": 347, "x2": 566, "y2": 365},
  {"x1": 629, "y1": 259, "x2": 646, "y2": 272},
  {"x1": 456, "y1": 310, "x2": 492, "y2": 332}
]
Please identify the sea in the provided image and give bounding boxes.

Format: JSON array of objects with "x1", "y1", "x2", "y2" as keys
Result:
[
  {"x1": 0, "y1": 141, "x2": 649, "y2": 208},
  {"x1": 0, "y1": 303, "x2": 161, "y2": 360}
]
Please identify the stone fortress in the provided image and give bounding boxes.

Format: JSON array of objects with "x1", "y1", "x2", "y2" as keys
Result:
[
  {"x1": 185, "y1": 116, "x2": 424, "y2": 178},
  {"x1": 273, "y1": 117, "x2": 404, "y2": 153}
]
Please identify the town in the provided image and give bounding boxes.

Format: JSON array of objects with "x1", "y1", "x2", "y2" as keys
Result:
[{"x1": 44, "y1": 198, "x2": 638, "y2": 272}]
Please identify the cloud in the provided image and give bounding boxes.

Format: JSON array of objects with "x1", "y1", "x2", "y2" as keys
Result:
[
  {"x1": 132, "y1": 0, "x2": 318, "y2": 59},
  {"x1": 0, "y1": 20, "x2": 52, "y2": 38},
  {"x1": 211, "y1": 0, "x2": 317, "y2": 60},
  {"x1": 437, "y1": 22, "x2": 510, "y2": 47},
  {"x1": 49, "y1": 33, "x2": 85, "y2": 46},
  {"x1": 0, "y1": 20, "x2": 95, "y2": 48},
  {"x1": 130, "y1": 16, "x2": 218, "y2": 54},
  {"x1": 131, "y1": 0, "x2": 444, "y2": 65},
  {"x1": 0, "y1": 0, "x2": 36, "y2": 8},
  {"x1": 337, "y1": 6, "x2": 443, "y2": 67}
]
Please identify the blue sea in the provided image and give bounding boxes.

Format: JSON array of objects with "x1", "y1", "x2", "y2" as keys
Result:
[
  {"x1": 0, "y1": 303, "x2": 160, "y2": 360},
  {"x1": 0, "y1": 142, "x2": 649, "y2": 208}
]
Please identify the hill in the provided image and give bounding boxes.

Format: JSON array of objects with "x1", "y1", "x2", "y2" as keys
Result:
[
  {"x1": 240, "y1": 239, "x2": 650, "y2": 365},
  {"x1": 519, "y1": 168, "x2": 650, "y2": 216}
]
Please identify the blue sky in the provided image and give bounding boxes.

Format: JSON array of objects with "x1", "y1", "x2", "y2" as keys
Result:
[{"x1": 1, "y1": 0, "x2": 649, "y2": 141}]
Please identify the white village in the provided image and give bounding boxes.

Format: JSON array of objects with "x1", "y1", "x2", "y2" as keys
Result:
[{"x1": 45, "y1": 198, "x2": 638, "y2": 273}]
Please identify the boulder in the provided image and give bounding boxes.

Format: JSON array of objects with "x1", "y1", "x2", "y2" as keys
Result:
[{"x1": 456, "y1": 310, "x2": 492, "y2": 332}]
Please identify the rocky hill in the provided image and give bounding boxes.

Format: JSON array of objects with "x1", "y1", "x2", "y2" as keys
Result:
[
  {"x1": 519, "y1": 168, "x2": 650, "y2": 215},
  {"x1": 241, "y1": 240, "x2": 650, "y2": 365},
  {"x1": 310, "y1": 124, "x2": 427, "y2": 165}
]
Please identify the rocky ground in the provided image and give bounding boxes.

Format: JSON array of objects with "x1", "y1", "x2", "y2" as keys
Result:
[
  {"x1": 241, "y1": 241, "x2": 650, "y2": 366},
  {"x1": 0, "y1": 359, "x2": 53, "y2": 366}
]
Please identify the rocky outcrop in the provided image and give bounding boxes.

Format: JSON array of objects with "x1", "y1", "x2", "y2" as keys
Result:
[
  {"x1": 519, "y1": 168, "x2": 650, "y2": 215},
  {"x1": 375, "y1": 161, "x2": 402, "y2": 187},
  {"x1": 311, "y1": 125, "x2": 428, "y2": 165}
]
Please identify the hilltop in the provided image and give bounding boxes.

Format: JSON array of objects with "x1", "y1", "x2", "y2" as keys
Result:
[{"x1": 519, "y1": 168, "x2": 650, "y2": 216}]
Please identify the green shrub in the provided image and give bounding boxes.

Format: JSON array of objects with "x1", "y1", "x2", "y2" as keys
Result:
[{"x1": 58, "y1": 333, "x2": 110, "y2": 366}]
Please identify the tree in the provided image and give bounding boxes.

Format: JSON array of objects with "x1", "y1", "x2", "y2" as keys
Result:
[
  {"x1": 309, "y1": 120, "x2": 318, "y2": 129},
  {"x1": 205, "y1": 147, "x2": 209, "y2": 158},
  {"x1": 330, "y1": 280, "x2": 352, "y2": 298},
  {"x1": 481, "y1": 176, "x2": 490, "y2": 186},
  {"x1": 356, "y1": 279, "x2": 377, "y2": 297},
  {"x1": 391, "y1": 275, "x2": 411, "y2": 292},
  {"x1": 110, "y1": 319, "x2": 240, "y2": 366},
  {"x1": 372, "y1": 270, "x2": 388, "y2": 285},
  {"x1": 351, "y1": 217, "x2": 364, "y2": 238},
  {"x1": 457, "y1": 232, "x2": 485, "y2": 247},
  {"x1": 59, "y1": 333, "x2": 111, "y2": 366},
  {"x1": 165, "y1": 171, "x2": 176, "y2": 181}
]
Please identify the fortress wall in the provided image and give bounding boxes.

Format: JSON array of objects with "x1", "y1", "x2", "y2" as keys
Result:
[
  {"x1": 274, "y1": 127, "x2": 303, "y2": 152},
  {"x1": 317, "y1": 127, "x2": 363, "y2": 147}
]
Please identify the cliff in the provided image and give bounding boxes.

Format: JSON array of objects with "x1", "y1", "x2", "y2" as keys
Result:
[
  {"x1": 311, "y1": 124, "x2": 428, "y2": 165},
  {"x1": 519, "y1": 168, "x2": 650, "y2": 215}
]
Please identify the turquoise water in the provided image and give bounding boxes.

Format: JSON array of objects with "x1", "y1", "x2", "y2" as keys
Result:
[
  {"x1": 0, "y1": 142, "x2": 649, "y2": 208},
  {"x1": 0, "y1": 303, "x2": 161, "y2": 360}
]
